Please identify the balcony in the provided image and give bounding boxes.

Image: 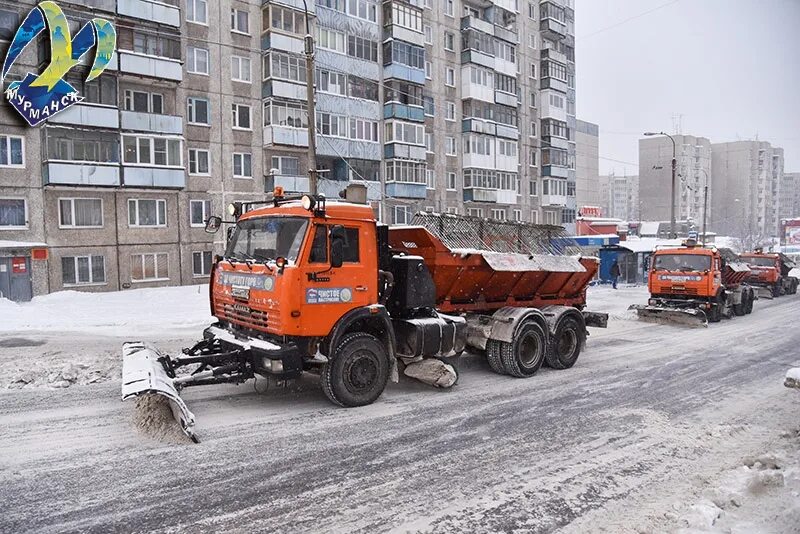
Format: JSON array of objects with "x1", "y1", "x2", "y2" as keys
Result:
[
  {"x1": 541, "y1": 193, "x2": 568, "y2": 207},
  {"x1": 118, "y1": 51, "x2": 182, "y2": 81},
  {"x1": 462, "y1": 152, "x2": 494, "y2": 169},
  {"x1": 384, "y1": 143, "x2": 427, "y2": 161},
  {"x1": 383, "y1": 64, "x2": 425, "y2": 85},
  {"x1": 494, "y1": 57, "x2": 516, "y2": 77},
  {"x1": 123, "y1": 167, "x2": 186, "y2": 188},
  {"x1": 318, "y1": 137, "x2": 382, "y2": 161},
  {"x1": 121, "y1": 111, "x2": 183, "y2": 135},
  {"x1": 463, "y1": 187, "x2": 496, "y2": 203},
  {"x1": 318, "y1": 179, "x2": 381, "y2": 201},
  {"x1": 542, "y1": 165, "x2": 570, "y2": 178},
  {"x1": 385, "y1": 181, "x2": 427, "y2": 199},
  {"x1": 264, "y1": 126, "x2": 309, "y2": 147},
  {"x1": 384, "y1": 25, "x2": 425, "y2": 47},
  {"x1": 117, "y1": 0, "x2": 180, "y2": 27},
  {"x1": 493, "y1": 0, "x2": 518, "y2": 14},
  {"x1": 460, "y1": 16, "x2": 494, "y2": 36},
  {"x1": 384, "y1": 103, "x2": 425, "y2": 123},
  {"x1": 540, "y1": 18, "x2": 567, "y2": 40},
  {"x1": 541, "y1": 47, "x2": 567, "y2": 64},
  {"x1": 494, "y1": 90, "x2": 518, "y2": 108},
  {"x1": 263, "y1": 80, "x2": 306, "y2": 101},
  {"x1": 44, "y1": 162, "x2": 120, "y2": 186},
  {"x1": 461, "y1": 50, "x2": 495, "y2": 69},
  {"x1": 48, "y1": 103, "x2": 119, "y2": 129},
  {"x1": 495, "y1": 123, "x2": 519, "y2": 140},
  {"x1": 496, "y1": 155, "x2": 519, "y2": 172},
  {"x1": 542, "y1": 135, "x2": 569, "y2": 150},
  {"x1": 462, "y1": 76, "x2": 494, "y2": 103},
  {"x1": 540, "y1": 77, "x2": 568, "y2": 93},
  {"x1": 266, "y1": 174, "x2": 310, "y2": 194},
  {"x1": 462, "y1": 118, "x2": 496, "y2": 136},
  {"x1": 261, "y1": 32, "x2": 305, "y2": 55}
]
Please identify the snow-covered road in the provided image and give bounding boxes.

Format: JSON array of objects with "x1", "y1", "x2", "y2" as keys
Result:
[{"x1": 1, "y1": 286, "x2": 799, "y2": 533}]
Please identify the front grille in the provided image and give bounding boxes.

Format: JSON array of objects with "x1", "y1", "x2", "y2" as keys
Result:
[
  {"x1": 217, "y1": 302, "x2": 276, "y2": 331},
  {"x1": 670, "y1": 286, "x2": 698, "y2": 295}
]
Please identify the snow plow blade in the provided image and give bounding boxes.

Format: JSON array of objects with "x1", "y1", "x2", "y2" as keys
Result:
[
  {"x1": 121, "y1": 342, "x2": 197, "y2": 442},
  {"x1": 628, "y1": 304, "x2": 708, "y2": 327}
]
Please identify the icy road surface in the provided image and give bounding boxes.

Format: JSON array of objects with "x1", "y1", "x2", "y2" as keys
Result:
[{"x1": 1, "y1": 285, "x2": 800, "y2": 533}]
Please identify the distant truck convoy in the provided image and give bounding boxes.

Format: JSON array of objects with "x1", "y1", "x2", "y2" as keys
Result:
[
  {"x1": 740, "y1": 250, "x2": 798, "y2": 298},
  {"x1": 121, "y1": 191, "x2": 608, "y2": 441},
  {"x1": 630, "y1": 241, "x2": 756, "y2": 327}
]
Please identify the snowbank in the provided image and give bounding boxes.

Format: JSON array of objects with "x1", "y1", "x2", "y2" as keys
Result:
[
  {"x1": 586, "y1": 284, "x2": 650, "y2": 320},
  {"x1": 0, "y1": 285, "x2": 214, "y2": 336}
]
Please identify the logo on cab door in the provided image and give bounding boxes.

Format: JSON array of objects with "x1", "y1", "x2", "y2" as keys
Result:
[{"x1": 306, "y1": 287, "x2": 353, "y2": 304}]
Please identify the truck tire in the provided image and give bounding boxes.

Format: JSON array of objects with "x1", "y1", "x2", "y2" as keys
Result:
[
  {"x1": 321, "y1": 332, "x2": 390, "y2": 407},
  {"x1": 744, "y1": 289, "x2": 754, "y2": 314},
  {"x1": 500, "y1": 321, "x2": 547, "y2": 378},
  {"x1": 545, "y1": 316, "x2": 584, "y2": 370},
  {"x1": 733, "y1": 294, "x2": 746, "y2": 316},
  {"x1": 708, "y1": 293, "x2": 723, "y2": 323},
  {"x1": 773, "y1": 283, "x2": 782, "y2": 298},
  {"x1": 485, "y1": 340, "x2": 507, "y2": 375}
]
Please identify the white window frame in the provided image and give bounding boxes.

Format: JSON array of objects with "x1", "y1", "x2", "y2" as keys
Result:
[
  {"x1": 0, "y1": 135, "x2": 25, "y2": 168},
  {"x1": 233, "y1": 152, "x2": 253, "y2": 178},
  {"x1": 230, "y1": 7, "x2": 250, "y2": 34},
  {"x1": 447, "y1": 172, "x2": 457, "y2": 191},
  {"x1": 445, "y1": 101, "x2": 456, "y2": 121},
  {"x1": 491, "y1": 209, "x2": 506, "y2": 221},
  {"x1": 425, "y1": 169, "x2": 435, "y2": 190},
  {"x1": 467, "y1": 207, "x2": 483, "y2": 218},
  {"x1": 187, "y1": 46, "x2": 210, "y2": 75},
  {"x1": 192, "y1": 251, "x2": 213, "y2": 277},
  {"x1": 0, "y1": 198, "x2": 28, "y2": 229},
  {"x1": 131, "y1": 253, "x2": 170, "y2": 283},
  {"x1": 188, "y1": 148, "x2": 211, "y2": 175},
  {"x1": 424, "y1": 61, "x2": 432, "y2": 80},
  {"x1": 62, "y1": 255, "x2": 106, "y2": 287},
  {"x1": 424, "y1": 24, "x2": 432, "y2": 44},
  {"x1": 231, "y1": 55, "x2": 252, "y2": 83},
  {"x1": 190, "y1": 199, "x2": 212, "y2": 227},
  {"x1": 58, "y1": 198, "x2": 104, "y2": 229},
  {"x1": 445, "y1": 136, "x2": 456, "y2": 156},
  {"x1": 232, "y1": 103, "x2": 253, "y2": 130},
  {"x1": 393, "y1": 205, "x2": 412, "y2": 225},
  {"x1": 123, "y1": 90, "x2": 163, "y2": 114},
  {"x1": 122, "y1": 135, "x2": 183, "y2": 168},
  {"x1": 514, "y1": 209, "x2": 522, "y2": 221},
  {"x1": 187, "y1": 97, "x2": 210, "y2": 126},
  {"x1": 445, "y1": 67, "x2": 455, "y2": 87},
  {"x1": 186, "y1": 0, "x2": 208, "y2": 25},
  {"x1": 128, "y1": 198, "x2": 167, "y2": 227},
  {"x1": 444, "y1": 31, "x2": 454, "y2": 51}
]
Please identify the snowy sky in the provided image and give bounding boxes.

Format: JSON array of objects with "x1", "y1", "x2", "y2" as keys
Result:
[{"x1": 575, "y1": 0, "x2": 800, "y2": 175}]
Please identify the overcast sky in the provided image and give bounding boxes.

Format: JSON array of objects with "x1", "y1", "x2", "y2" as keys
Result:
[{"x1": 575, "y1": 0, "x2": 800, "y2": 175}]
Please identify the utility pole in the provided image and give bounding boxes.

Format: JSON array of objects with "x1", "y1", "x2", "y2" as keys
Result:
[
  {"x1": 301, "y1": 0, "x2": 317, "y2": 195},
  {"x1": 700, "y1": 168, "x2": 709, "y2": 245},
  {"x1": 644, "y1": 131, "x2": 677, "y2": 238}
]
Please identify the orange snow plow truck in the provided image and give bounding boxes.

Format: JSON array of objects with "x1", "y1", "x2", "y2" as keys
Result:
[
  {"x1": 740, "y1": 249, "x2": 798, "y2": 299},
  {"x1": 121, "y1": 191, "x2": 607, "y2": 441},
  {"x1": 630, "y1": 241, "x2": 756, "y2": 327}
]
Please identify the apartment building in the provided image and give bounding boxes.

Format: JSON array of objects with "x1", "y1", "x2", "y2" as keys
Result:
[
  {"x1": 574, "y1": 119, "x2": 599, "y2": 209},
  {"x1": 0, "y1": 0, "x2": 577, "y2": 301},
  {"x1": 638, "y1": 134, "x2": 712, "y2": 226},
  {"x1": 780, "y1": 172, "x2": 800, "y2": 223},
  {"x1": 710, "y1": 140, "x2": 784, "y2": 239},
  {"x1": 598, "y1": 172, "x2": 638, "y2": 221}
]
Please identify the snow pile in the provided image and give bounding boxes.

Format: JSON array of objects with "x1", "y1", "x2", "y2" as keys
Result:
[
  {"x1": 786, "y1": 368, "x2": 800, "y2": 389},
  {"x1": 0, "y1": 284, "x2": 213, "y2": 336},
  {"x1": 585, "y1": 284, "x2": 650, "y2": 320},
  {"x1": 133, "y1": 393, "x2": 193, "y2": 445},
  {"x1": 8, "y1": 361, "x2": 116, "y2": 389}
]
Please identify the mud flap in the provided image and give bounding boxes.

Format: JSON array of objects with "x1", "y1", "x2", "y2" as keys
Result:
[
  {"x1": 121, "y1": 342, "x2": 197, "y2": 442},
  {"x1": 757, "y1": 287, "x2": 774, "y2": 300},
  {"x1": 628, "y1": 304, "x2": 708, "y2": 327}
]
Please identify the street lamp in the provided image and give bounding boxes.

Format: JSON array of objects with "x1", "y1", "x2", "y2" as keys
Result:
[
  {"x1": 699, "y1": 168, "x2": 709, "y2": 245},
  {"x1": 300, "y1": 0, "x2": 317, "y2": 195},
  {"x1": 644, "y1": 131, "x2": 677, "y2": 238}
]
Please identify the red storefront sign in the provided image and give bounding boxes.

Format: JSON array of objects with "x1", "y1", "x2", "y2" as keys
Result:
[{"x1": 12, "y1": 257, "x2": 26, "y2": 274}]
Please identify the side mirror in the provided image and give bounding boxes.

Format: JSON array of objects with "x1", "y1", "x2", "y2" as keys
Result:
[
  {"x1": 205, "y1": 216, "x2": 222, "y2": 234},
  {"x1": 330, "y1": 225, "x2": 345, "y2": 268}
]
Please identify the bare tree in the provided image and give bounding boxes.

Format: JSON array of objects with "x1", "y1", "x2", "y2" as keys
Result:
[{"x1": 733, "y1": 217, "x2": 771, "y2": 253}]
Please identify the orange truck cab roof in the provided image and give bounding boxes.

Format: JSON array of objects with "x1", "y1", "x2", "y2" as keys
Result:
[{"x1": 239, "y1": 200, "x2": 376, "y2": 223}]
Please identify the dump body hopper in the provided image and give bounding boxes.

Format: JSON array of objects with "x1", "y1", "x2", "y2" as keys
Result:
[{"x1": 388, "y1": 215, "x2": 597, "y2": 314}]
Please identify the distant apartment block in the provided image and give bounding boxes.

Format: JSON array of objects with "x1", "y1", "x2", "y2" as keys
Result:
[
  {"x1": 598, "y1": 172, "x2": 638, "y2": 221},
  {"x1": 574, "y1": 119, "x2": 599, "y2": 209}
]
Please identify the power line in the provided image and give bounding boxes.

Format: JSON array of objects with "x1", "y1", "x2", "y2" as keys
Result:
[{"x1": 577, "y1": 0, "x2": 682, "y2": 41}]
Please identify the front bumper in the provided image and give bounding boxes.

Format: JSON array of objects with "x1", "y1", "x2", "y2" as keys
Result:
[{"x1": 203, "y1": 324, "x2": 304, "y2": 378}]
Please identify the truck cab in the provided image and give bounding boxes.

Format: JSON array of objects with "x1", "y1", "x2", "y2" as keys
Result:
[{"x1": 740, "y1": 251, "x2": 798, "y2": 297}]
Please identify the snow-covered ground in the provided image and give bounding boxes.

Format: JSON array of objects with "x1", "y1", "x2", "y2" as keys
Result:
[{"x1": 1, "y1": 283, "x2": 799, "y2": 532}]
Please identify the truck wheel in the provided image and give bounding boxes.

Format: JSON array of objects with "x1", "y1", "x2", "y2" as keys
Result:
[
  {"x1": 500, "y1": 321, "x2": 547, "y2": 378},
  {"x1": 791, "y1": 280, "x2": 798, "y2": 295},
  {"x1": 485, "y1": 340, "x2": 507, "y2": 375},
  {"x1": 733, "y1": 296, "x2": 746, "y2": 317},
  {"x1": 744, "y1": 290, "x2": 754, "y2": 314},
  {"x1": 708, "y1": 293, "x2": 723, "y2": 323},
  {"x1": 773, "y1": 283, "x2": 782, "y2": 298},
  {"x1": 546, "y1": 316, "x2": 584, "y2": 370},
  {"x1": 321, "y1": 332, "x2": 390, "y2": 407}
]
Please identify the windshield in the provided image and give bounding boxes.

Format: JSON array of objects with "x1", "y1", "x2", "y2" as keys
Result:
[
  {"x1": 742, "y1": 256, "x2": 775, "y2": 267},
  {"x1": 226, "y1": 217, "x2": 308, "y2": 263},
  {"x1": 653, "y1": 253, "x2": 711, "y2": 272}
]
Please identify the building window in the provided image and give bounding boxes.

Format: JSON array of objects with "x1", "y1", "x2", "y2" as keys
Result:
[
  {"x1": 266, "y1": 51, "x2": 307, "y2": 83},
  {"x1": 190, "y1": 199, "x2": 211, "y2": 227},
  {"x1": 385, "y1": 121, "x2": 425, "y2": 145},
  {"x1": 425, "y1": 169, "x2": 435, "y2": 189},
  {"x1": 467, "y1": 208, "x2": 483, "y2": 218},
  {"x1": 232, "y1": 103, "x2": 252, "y2": 130},
  {"x1": 264, "y1": 99, "x2": 308, "y2": 128},
  {"x1": 347, "y1": 35, "x2": 379, "y2": 62},
  {"x1": 188, "y1": 148, "x2": 210, "y2": 175},
  {"x1": 193, "y1": 251, "x2": 213, "y2": 277},
  {"x1": 445, "y1": 136, "x2": 456, "y2": 156},
  {"x1": 186, "y1": 0, "x2": 207, "y2": 24},
  {"x1": 233, "y1": 152, "x2": 253, "y2": 177},
  {"x1": 445, "y1": 101, "x2": 456, "y2": 121},
  {"x1": 128, "y1": 199, "x2": 167, "y2": 227},
  {"x1": 423, "y1": 95, "x2": 434, "y2": 116},
  {"x1": 46, "y1": 130, "x2": 118, "y2": 163},
  {"x1": 444, "y1": 31, "x2": 455, "y2": 51},
  {"x1": 385, "y1": 160, "x2": 426, "y2": 184},
  {"x1": 231, "y1": 8, "x2": 250, "y2": 34},
  {"x1": 530, "y1": 63, "x2": 536, "y2": 78},
  {"x1": 271, "y1": 156, "x2": 300, "y2": 176},
  {"x1": 316, "y1": 27, "x2": 346, "y2": 53},
  {"x1": 187, "y1": 97, "x2": 210, "y2": 125},
  {"x1": 424, "y1": 61, "x2": 432, "y2": 79},
  {"x1": 446, "y1": 207, "x2": 458, "y2": 214},
  {"x1": 133, "y1": 32, "x2": 181, "y2": 60},
  {"x1": 424, "y1": 0, "x2": 432, "y2": 9},
  {"x1": 394, "y1": 205, "x2": 412, "y2": 225},
  {"x1": 349, "y1": 118, "x2": 379, "y2": 142},
  {"x1": 491, "y1": 209, "x2": 506, "y2": 221},
  {"x1": 231, "y1": 56, "x2": 252, "y2": 82},
  {"x1": 187, "y1": 46, "x2": 209, "y2": 74},
  {"x1": 0, "y1": 135, "x2": 24, "y2": 167},
  {"x1": 62, "y1": 256, "x2": 105, "y2": 286},
  {"x1": 316, "y1": 112, "x2": 348, "y2": 137},
  {"x1": 530, "y1": 179, "x2": 538, "y2": 196},
  {"x1": 513, "y1": 209, "x2": 522, "y2": 221},
  {"x1": 531, "y1": 210, "x2": 539, "y2": 223},
  {"x1": 315, "y1": 68, "x2": 346, "y2": 95},
  {"x1": 58, "y1": 198, "x2": 103, "y2": 228},
  {"x1": 424, "y1": 24, "x2": 432, "y2": 44},
  {"x1": 444, "y1": 0, "x2": 453, "y2": 16},
  {"x1": 445, "y1": 67, "x2": 455, "y2": 87},
  {"x1": 0, "y1": 198, "x2": 27, "y2": 228},
  {"x1": 131, "y1": 253, "x2": 169, "y2": 282},
  {"x1": 123, "y1": 90, "x2": 163, "y2": 114},
  {"x1": 348, "y1": 76, "x2": 379, "y2": 101},
  {"x1": 447, "y1": 172, "x2": 457, "y2": 190},
  {"x1": 425, "y1": 132, "x2": 433, "y2": 152},
  {"x1": 122, "y1": 136, "x2": 182, "y2": 167},
  {"x1": 544, "y1": 210, "x2": 558, "y2": 225},
  {"x1": 316, "y1": 0, "x2": 346, "y2": 12},
  {"x1": 349, "y1": 0, "x2": 378, "y2": 22}
]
